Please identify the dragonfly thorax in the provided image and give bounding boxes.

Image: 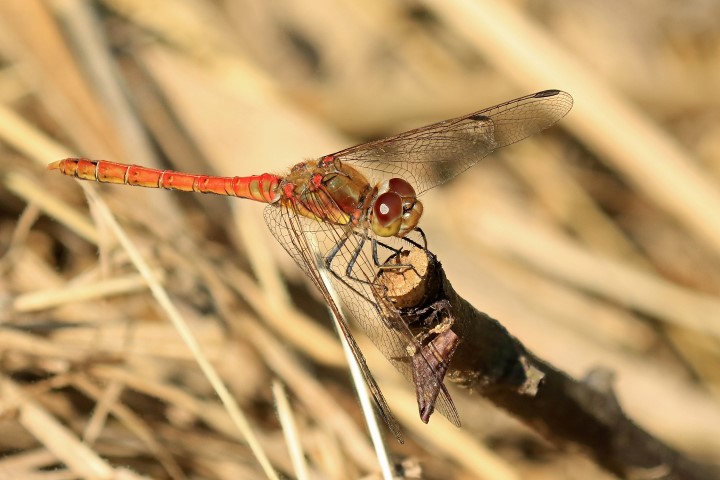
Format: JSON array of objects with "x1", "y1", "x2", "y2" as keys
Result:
[
  {"x1": 369, "y1": 178, "x2": 423, "y2": 238},
  {"x1": 283, "y1": 157, "x2": 373, "y2": 226}
]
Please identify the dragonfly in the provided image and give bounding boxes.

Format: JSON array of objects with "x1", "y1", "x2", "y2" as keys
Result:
[{"x1": 49, "y1": 89, "x2": 573, "y2": 441}]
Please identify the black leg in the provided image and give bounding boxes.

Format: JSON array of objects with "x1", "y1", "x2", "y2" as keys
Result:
[
  {"x1": 324, "y1": 233, "x2": 382, "y2": 307},
  {"x1": 372, "y1": 238, "x2": 420, "y2": 277}
]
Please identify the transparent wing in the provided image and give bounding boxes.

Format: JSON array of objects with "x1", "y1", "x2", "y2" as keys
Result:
[
  {"x1": 264, "y1": 202, "x2": 404, "y2": 441},
  {"x1": 330, "y1": 90, "x2": 573, "y2": 194},
  {"x1": 264, "y1": 199, "x2": 460, "y2": 433}
]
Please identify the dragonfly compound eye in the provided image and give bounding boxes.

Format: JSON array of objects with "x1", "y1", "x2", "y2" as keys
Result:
[
  {"x1": 388, "y1": 178, "x2": 416, "y2": 198},
  {"x1": 371, "y1": 191, "x2": 403, "y2": 237}
]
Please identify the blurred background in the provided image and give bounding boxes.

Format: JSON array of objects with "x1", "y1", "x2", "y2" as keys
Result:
[{"x1": 1, "y1": 0, "x2": 719, "y2": 479}]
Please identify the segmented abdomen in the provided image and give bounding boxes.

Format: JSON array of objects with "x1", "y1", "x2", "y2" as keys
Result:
[{"x1": 48, "y1": 158, "x2": 281, "y2": 204}]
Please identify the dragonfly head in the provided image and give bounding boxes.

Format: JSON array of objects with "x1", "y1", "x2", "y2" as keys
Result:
[{"x1": 370, "y1": 178, "x2": 423, "y2": 238}]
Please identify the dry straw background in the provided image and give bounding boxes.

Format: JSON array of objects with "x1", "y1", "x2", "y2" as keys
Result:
[{"x1": 1, "y1": 1, "x2": 720, "y2": 479}]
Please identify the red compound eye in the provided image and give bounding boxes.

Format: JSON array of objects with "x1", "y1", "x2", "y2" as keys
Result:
[
  {"x1": 373, "y1": 192, "x2": 403, "y2": 227},
  {"x1": 388, "y1": 178, "x2": 416, "y2": 198}
]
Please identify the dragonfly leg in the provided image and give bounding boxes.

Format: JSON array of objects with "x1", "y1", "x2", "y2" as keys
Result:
[
  {"x1": 324, "y1": 233, "x2": 408, "y2": 330},
  {"x1": 342, "y1": 235, "x2": 418, "y2": 286},
  {"x1": 371, "y1": 238, "x2": 402, "y2": 266},
  {"x1": 372, "y1": 238, "x2": 421, "y2": 278},
  {"x1": 343, "y1": 235, "x2": 394, "y2": 292},
  {"x1": 324, "y1": 230, "x2": 387, "y2": 287},
  {"x1": 325, "y1": 233, "x2": 382, "y2": 304},
  {"x1": 324, "y1": 233, "x2": 350, "y2": 273},
  {"x1": 410, "y1": 227, "x2": 428, "y2": 249}
]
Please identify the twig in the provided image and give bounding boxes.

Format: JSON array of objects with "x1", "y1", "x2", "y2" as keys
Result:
[{"x1": 379, "y1": 247, "x2": 720, "y2": 480}]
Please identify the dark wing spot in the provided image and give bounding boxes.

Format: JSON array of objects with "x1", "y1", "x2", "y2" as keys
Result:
[
  {"x1": 468, "y1": 114, "x2": 491, "y2": 122},
  {"x1": 534, "y1": 89, "x2": 561, "y2": 98}
]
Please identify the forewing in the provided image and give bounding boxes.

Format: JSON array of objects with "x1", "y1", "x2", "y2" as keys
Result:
[{"x1": 331, "y1": 90, "x2": 573, "y2": 194}]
